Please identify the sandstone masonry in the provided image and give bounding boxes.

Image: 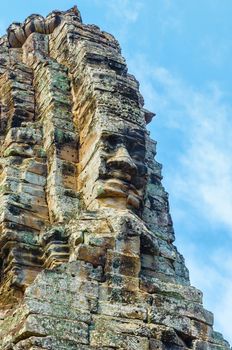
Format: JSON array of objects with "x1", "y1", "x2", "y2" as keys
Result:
[{"x1": 0, "y1": 7, "x2": 230, "y2": 350}]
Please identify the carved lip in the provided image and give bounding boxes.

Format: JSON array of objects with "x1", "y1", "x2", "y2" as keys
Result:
[
  {"x1": 108, "y1": 170, "x2": 132, "y2": 182},
  {"x1": 97, "y1": 178, "x2": 141, "y2": 201}
]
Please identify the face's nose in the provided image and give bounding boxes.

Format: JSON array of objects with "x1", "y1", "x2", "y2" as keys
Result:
[{"x1": 107, "y1": 145, "x2": 137, "y2": 173}]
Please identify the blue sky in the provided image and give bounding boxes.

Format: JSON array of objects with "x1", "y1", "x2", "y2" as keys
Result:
[{"x1": 0, "y1": 0, "x2": 231, "y2": 343}]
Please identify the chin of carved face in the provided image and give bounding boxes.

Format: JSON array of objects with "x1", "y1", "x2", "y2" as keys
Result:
[{"x1": 95, "y1": 130, "x2": 147, "y2": 211}]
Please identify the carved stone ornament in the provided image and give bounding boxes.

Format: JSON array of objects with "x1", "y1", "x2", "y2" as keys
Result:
[{"x1": 0, "y1": 6, "x2": 230, "y2": 350}]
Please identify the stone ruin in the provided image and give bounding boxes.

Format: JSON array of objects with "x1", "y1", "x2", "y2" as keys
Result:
[{"x1": 0, "y1": 6, "x2": 230, "y2": 350}]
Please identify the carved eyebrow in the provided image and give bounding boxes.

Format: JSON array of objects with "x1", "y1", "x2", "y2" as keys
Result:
[
  {"x1": 125, "y1": 135, "x2": 145, "y2": 147},
  {"x1": 131, "y1": 143, "x2": 145, "y2": 150},
  {"x1": 127, "y1": 129, "x2": 145, "y2": 139},
  {"x1": 86, "y1": 133, "x2": 113, "y2": 150},
  {"x1": 105, "y1": 134, "x2": 122, "y2": 145},
  {"x1": 100, "y1": 131, "x2": 145, "y2": 149},
  {"x1": 130, "y1": 144, "x2": 146, "y2": 156}
]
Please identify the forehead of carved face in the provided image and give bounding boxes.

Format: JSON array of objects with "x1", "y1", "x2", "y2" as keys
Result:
[{"x1": 79, "y1": 126, "x2": 148, "y2": 213}]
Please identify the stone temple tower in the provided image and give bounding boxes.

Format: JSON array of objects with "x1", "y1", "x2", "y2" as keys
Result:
[{"x1": 0, "y1": 6, "x2": 230, "y2": 350}]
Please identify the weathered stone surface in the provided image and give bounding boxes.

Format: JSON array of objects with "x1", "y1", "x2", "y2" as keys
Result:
[{"x1": 0, "y1": 6, "x2": 230, "y2": 350}]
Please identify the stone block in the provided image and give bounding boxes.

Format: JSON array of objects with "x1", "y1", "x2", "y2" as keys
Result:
[
  {"x1": 90, "y1": 328, "x2": 149, "y2": 349},
  {"x1": 0, "y1": 6, "x2": 230, "y2": 350},
  {"x1": 105, "y1": 250, "x2": 141, "y2": 277},
  {"x1": 75, "y1": 244, "x2": 106, "y2": 267},
  {"x1": 98, "y1": 301, "x2": 147, "y2": 321},
  {"x1": 15, "y1": 314, "x2": 89, "y2": 344}
]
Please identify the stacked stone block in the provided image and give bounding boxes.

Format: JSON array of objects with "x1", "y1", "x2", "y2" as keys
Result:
[
  {"x1": 0, "y1": 6, "x2": 230, "y2": 350},
  {"x1": 0, "y1": 57, "x2": 48, "y2": 305}
]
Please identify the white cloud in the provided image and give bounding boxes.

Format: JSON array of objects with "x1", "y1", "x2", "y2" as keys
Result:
[
  {"x1": 200, "y1": 37, "x2": 232, "y2": 67},
  {"x1": 0, "y1": 20, "x2": 6, "y2": 36},
  {"x1": 109, "y1": 0, "x2": 143, "y2": 22},
  {"x1": 214, "y1": 280, "x2": 232, "y2": 339},
  {"x1": 94, "y1": 0, "x2": 143, "y2": 23},
  {"x1": 127, "y1": 54, "x2": 232, "y2": 344},
  {"x1": 185, "y1": 246, "x2": 232, "y2": 344},
  {"x1": 128, "y1": 54, "x2": 232, "y2": 232}
]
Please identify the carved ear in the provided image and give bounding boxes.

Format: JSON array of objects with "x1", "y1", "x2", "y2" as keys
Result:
[
  {"x1": 45, "y1": 12, "x2": 62, "y2": 34},
  {"x1": 65, "y1": 6, "x2": 83, "y2": 23},
  {"x1": 7, "y1": 23, "x2": 26, "y2": 48},
  {"x1": 142, "y1": 108, "x2": 156, "y2": 124},
  {"x1": 140, "y1": 230, "x2": 159, "y2": 255},
  {"x1": 24, "y1": 16, "x2": 36, "y2": 37},
  {"x1": 24, "y1": 15, "x2": 46, "y2": 37}
]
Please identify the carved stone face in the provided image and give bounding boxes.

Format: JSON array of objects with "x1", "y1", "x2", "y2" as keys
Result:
[{"x1": 79, "y1": 126, "x2": 148, "y2": 213}]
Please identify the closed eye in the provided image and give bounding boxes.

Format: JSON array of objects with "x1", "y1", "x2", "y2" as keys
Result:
[{"x1": 132, "y1": 153, "x2": 144, "y2": 161}]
